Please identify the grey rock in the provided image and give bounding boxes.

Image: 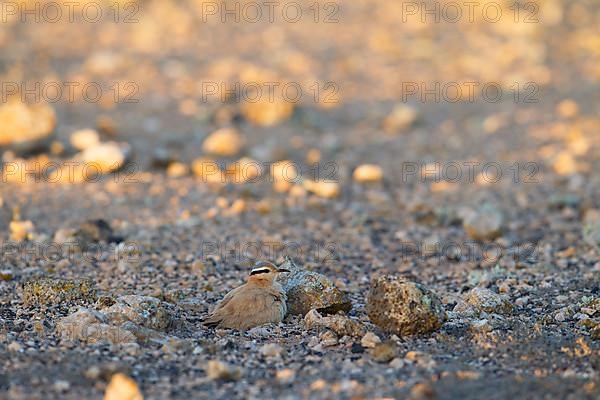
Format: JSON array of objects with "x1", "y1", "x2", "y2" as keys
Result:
[
  {"x1": 56, "y1": 308, "x2": 136, "y2": 344},
  {"x1": 463, "y1": 287, "x2": 513, "y2": 315},
  {"x1": 56, "y1": 301, "x2": 174, "y2": 345},
  {"x1": 583, "y1": 209, "x2": 600, "y2": 248},
  {"x1": 104, "y1": 295, "x2": 175, "y2": 331},
  {"x1": 119, "y1": 321, "x2": 167, "y2": 344},
  {"x1": 54, "y1": 219, "x2": 119, "y2": 251},
  {"x1": 277, "y1": 258, "x2": 351, "y2": 316},
  {"x1": 462, "y1": 203, "x2": 504, "y2": 241},
  {"x1": 56, "y1": 307, "x2": 107, "y2": 338},
  {"x1": 304, "y1": 309, "x2": 365, "y2": 337}
]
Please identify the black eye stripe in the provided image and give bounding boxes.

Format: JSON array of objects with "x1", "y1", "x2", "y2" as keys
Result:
[{"x1": 250, "y1": 268, "x2": 271, "y2": 275}]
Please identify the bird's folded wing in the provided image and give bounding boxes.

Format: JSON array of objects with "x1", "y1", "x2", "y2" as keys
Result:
[
  {"x1": 202, "y1": 286, "x2": 286, "y2": 328},
  {"x1": 202, "y1": 285, "x2": 246, "y2": 326},
  {"x1": 211, "y1": 285, "x2": 246, "y2": 313}
]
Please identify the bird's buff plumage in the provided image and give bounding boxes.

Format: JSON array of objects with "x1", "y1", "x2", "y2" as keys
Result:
[{"x1": 202, "y1": 261, "x2": 289, "y2": 330}]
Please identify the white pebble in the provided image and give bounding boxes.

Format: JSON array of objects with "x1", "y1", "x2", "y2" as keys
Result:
[
  {"x1": 361, "y1": 332, "x2": 382, "y2": 348},
  {"x1": 53, "y1": 380, "x2": 70, "y2": 392},
  {"x1": 70, "y1": 129, "x2": 100, "y2": 151}
]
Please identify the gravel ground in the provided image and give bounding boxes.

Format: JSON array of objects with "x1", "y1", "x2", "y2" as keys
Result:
[{"x1": 1, "y1": 1, "x2": 599, "y2": 399}]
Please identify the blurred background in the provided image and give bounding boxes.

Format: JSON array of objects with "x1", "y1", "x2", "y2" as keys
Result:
[
  {"x1": 1, "y1": 0, "x2": 598, "y2": 180},
  {"x1": 1, "y1": 0, "x2": 599, "y2": 262}
]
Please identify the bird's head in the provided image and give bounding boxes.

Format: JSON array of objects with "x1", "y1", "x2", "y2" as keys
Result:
[{"x1": 247, "y1": 261, "x2": 290, "y2": 283}]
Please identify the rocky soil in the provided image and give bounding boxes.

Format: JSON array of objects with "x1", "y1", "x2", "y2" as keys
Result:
[{"x1": 1, "y1": 0, "x2": 599, "y2": 399}]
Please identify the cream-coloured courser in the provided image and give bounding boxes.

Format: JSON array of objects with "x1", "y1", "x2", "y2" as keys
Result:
[{"x1": 202, "y1": 261, "x2": 289, "y2": 330}]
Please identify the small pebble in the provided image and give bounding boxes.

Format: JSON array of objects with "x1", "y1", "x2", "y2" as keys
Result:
[
  {"x1": 227, "y1": 157, "x2": 261, "y2": 183},
  {"x1": 276, "y1": 369, "x2": 295, "y2": 384},
  {"x1": 462, "y1": 203, "x2": 504, "y2": 241},
  {"x1": 260, "y1": 343, "x2": 284, "y2": 358},
  {"x1": 241, "y1": 95, "x2": 294, "y2": 127},
  {"x1": 70, "y1": 129, "x2": 100, "y2": 151},
  {"x1": 202, "y1": 127, "x2": 243, "y2": 156},
  {"x1": 9, "y1": 220, "x2": 35, "y2": 242},
  {"x1": 206, "y1": 360, "x2": 243, "y2": 381},
  {"x1": 360, "y1": 332, "x2": 382, "y2": 348},
  {"x1": 303, "y1": 179, "x2": 340, "y2": 199},
  {"x1": 166, "y1": 162, "x2": 189, "y2": 178},
  {"x1": 555, "y1": 312, "x2": 567, "y2": 322},
  {"x1": 515, "y1": 297, "x2": 529, "y2": 307},
  {"x1": 371, "y1": 341, "x2": 397, "y2": 363},
  {"x1": 80, "y1": 141, "x2": 129, "y2": 173},
  {"x1": 85, "y1": 366, "x2": 101, "y2": 380},
  {"x1": 320, "y1": 331, "x2": 339, "y2": 347},
  {"x1": 53, "y1": 380, "x2": 70, "y2": 392},
  {"x1": 353, "y1": 164, "x2": 383, "y2": 183},
  {"x1": 8, "y1": 342, "x2": 22, "y2": 352},
  {"x1": 389, "y1": 358, "x2": 405, "y2": 369},
  {"x1": 470, "y1": 319, "x2": 492, "y2": 333},
  {"x1": 382, "y1": 104, "x2": 418, "y2": 134},
  {"x1": 192, "y1": 158, "x2": 223, "y2": 183},
  {"x1": 464, "y1": 287, "x2": 513, "y2": 315},
  {"x1": 553, "y1": 151, "x2": 577, "y2": 176},
  {"x1": 104, "y1": 373, "x2": 143, "y2": 400},
  {"x1": 411, "y1": 382, "x2": 435, "y2": 399},
  {"x1": 0, "y1": 270, "x2": 13, "y2": 281},
  {"x1": 556, "y1": 99, "x2": 579, "y2": 119}
]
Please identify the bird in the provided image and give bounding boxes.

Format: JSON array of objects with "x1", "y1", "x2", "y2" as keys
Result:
[{"x1": 202, "y1": 261, "x2": 290, "y2": 330}]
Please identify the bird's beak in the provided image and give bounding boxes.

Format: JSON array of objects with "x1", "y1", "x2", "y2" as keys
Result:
[{"x1": 277, "y1": 268, "x2": 290, "y2": 273}]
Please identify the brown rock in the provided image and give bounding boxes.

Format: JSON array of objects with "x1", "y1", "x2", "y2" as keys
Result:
[
  {"x1": 191, "y1": 158, "x2": 224, "y2": 184},
  {"x1": 206, "y1": 360, "x2": 243, "y2": 381},
  {"x1": 23, "y1": 278, "x2": 97, "y2": 307},
  {"x1": 9, "y1": 220, "x2": 35, "y2": 242},
  {"x1": 241, "y1": 95, "x2": 294, "y2": 127},
  {"x1": 361, "y1": 332, "x2": 382, "y2": 348},
  {"x1": 591, "y1": 324, "x2": 600, "y2": 341},
  {"x1": 371, "y1": 341, "x2": 398, "y2": 363},
  {"x1": 202, "y1": 127, "x2": 243, "y2": 156},
  {"x1": 382, "y1": 104, "x2": 418, "y2": 134},
  {"x1": 353, "y1": 164, "x2": 383, "y2": 183},
  {"x1": 366, "y1": 276, "x2": 446, "y2": 336},
  {"x1": 79, "y1": 141, "x2": 131, "y2": 173}
]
